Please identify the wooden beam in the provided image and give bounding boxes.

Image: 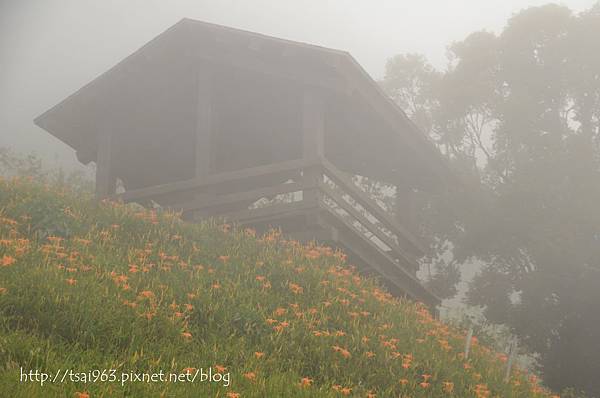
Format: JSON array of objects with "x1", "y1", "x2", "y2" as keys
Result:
[
  {"x1": 95, "y1": 132, "x2": 115, "y2": 199},
  {"x1": 191, "y1": 67, "x2": 214, "y2": 221},
  {"x1": 115, "y1": 158, "x2": 311, "y2": 203},
  {"x1": 302, "y1": 88, "x2": 325, "y2": 228},
  {"x1": 178, "y1": 181, "x2": 305, "y2": 213}
]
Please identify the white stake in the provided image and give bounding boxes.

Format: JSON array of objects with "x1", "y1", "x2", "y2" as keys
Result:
[
  {"x1": 464, "y1": 327, "x2": 474, "y2": 359},
  {"x1": 504, "y1": 336, "x2": 517, "y2": 382}
]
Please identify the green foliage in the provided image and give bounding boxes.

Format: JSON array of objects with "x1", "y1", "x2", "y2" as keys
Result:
[
  {"x1": 381, "y1": 3, "x2": 600, "y2": 396},
  {"x1": 0, "y1": 178, "x2": 557, "y2": 397},
  {"x1": 0, "y1": 147, "x2": 93, "y2": 195}
]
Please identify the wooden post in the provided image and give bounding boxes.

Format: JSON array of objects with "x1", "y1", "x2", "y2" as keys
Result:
[
  {"x1": 302, "y1": 88, "x2": 325, "y2": 225},
  {"x1": 504, "y1": 336, "x2": 518, "y2": 382},
  {"x1": 191, "y1": 68, "x2": 214, "y2": 221},
  {"x1": 302, "y1": 88, "x2": 325, "y2": 161},
  {"x1": 195, "y1": 68, "x2": 213, "y2": 179},
  {"x1": 95, "y1": 132, "x2": 115, "y2": 199}
]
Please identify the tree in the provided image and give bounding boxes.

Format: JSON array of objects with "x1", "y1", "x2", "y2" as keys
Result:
[{"x1": 382, "y1": 3, "x2": 600, "y2": 396}]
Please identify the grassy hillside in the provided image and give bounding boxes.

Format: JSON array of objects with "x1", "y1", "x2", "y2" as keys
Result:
[{"x1": 0, "y1": 177, "x2": 558, "y2": 397}]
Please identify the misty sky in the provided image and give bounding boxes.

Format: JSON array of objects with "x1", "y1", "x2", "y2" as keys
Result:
[{"x1": 0, "y1": 0, "x2": 596, "y2": 170}]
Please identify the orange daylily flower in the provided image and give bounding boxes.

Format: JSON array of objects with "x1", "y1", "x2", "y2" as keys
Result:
[
  {"x1": 254, "y1": 352, "x2": 265, "y2": 359},
  {"x1": 274, "y1": 307, "x2": 287, "y2": 316},
  {"x1": 143, "y1": 312, "x2": 155, "y2": 320},
  {"x1": 305, "y1": 249, "x2": 321, "y2": 260},
  {"x1": 299, "y1": 377, "x2": 313, "y2": 388},
  {"x1": 181, "y1": 332, "x2": 192, "y2": 339},
  {"x1": 124, "y1": 300, "x2": 137, "y2": 308},
  {"x1": 74, "y1": 392, "x2": 90, "y2": 398},
  {"x1": 66, "y1": 278, "x2": 77, "y2": 285},
  {"x1": 243, "y1": 372, "x2": 256, "y2": 381},
  {"x1": 332, "y1": 346, "x2": 351, "y2": 358},
  {"x1": 214, "y1": 365, "x2": 227, "y2": 373},
  {"x1": 226, "y1": 393, "x2": 240, "y2": 398},
  {"x1": 1, "y1": 255, "x2": 15, "y2": 267}
]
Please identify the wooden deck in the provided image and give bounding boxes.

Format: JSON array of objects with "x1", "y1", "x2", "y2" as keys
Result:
[{"x1": 114, "y1": 157, "x2": 440, "y2": 310}]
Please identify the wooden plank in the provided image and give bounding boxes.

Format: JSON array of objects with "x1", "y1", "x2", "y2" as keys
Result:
[
  {"x1": 320, "y1": 157, "x2": 426, "y2": 255},
  {"x1": 95, "y1": 132, "x2": 115, "y2": 199},
  {"x1": 319, "y1": 182, "x2": 418, "y2": 271},
  {"x1": 178, "y1": 181, "x2": 305, "y2": 213},
  {"x1": 116, "y1": 158, "x2": 311, "y2": 203}
]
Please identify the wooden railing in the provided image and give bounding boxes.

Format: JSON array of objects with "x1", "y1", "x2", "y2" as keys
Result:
[{"x1": 115, "y1": 157, "x2": 425, "y2": 272}]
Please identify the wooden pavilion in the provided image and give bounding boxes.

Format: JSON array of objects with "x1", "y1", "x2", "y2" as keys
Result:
[{"x1": 34, "y1": 19, "x2": 453, "y2": 310}]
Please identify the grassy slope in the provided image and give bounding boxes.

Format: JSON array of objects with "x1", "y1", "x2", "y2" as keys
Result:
[{"x1": 0, "y1": 177, "x2": 557, "y2": 398}]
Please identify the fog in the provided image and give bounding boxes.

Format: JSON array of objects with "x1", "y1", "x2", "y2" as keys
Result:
[
  {"x1": 0, "y1": 0, "x2": 594, "y2": 170},
  {"x1": 2, "y1": 1, "x2": 600, "y2": 396}
]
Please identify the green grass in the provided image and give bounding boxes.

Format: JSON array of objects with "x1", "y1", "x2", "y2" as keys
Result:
[{"x1": 0, "y1": 177, "x2": 558, "y2": 397}]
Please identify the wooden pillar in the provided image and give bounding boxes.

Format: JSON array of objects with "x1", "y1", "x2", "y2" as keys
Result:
[
  {"x1": 302, "y1": 88, "x2": 325, "y2": 161},
  {"x1": 190, "y1": 68, "x2": 214, "y2": 221},
  {"x1": 95, "y1": 132, "x2": 115, "y2": 199},
  {"x1": 195, "y1": 69, "x2": 213, "y2": 179},
  {"x1": 302, "y1": 88, "x2": 325, "y2": 225}
]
